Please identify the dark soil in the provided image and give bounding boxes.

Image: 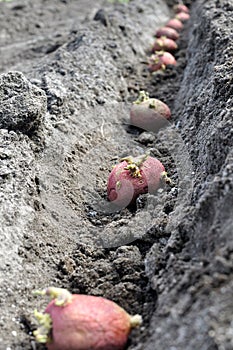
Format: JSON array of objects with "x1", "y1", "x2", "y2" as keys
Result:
[{"x1": 0, "y1": 0, "x2": 232, "y2": 349}]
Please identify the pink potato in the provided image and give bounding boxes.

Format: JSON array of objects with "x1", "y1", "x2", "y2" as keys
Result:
[
  {"x1": 148, "y1": 52, "x2": 176, "y2": 72},
  {"x1": 107, "y1": 154, "x2": 167, "y2": 207},
  {"x1": 176, "y1": 12, "x2": 190, "y2": 21},
  {"x1": 33, "y1": 287, "x2": 142, "y2": 350},
  {"x1": 152, "y1": 37, "x2": 177, "y2": 52},
  {"x1": 166, "y1": 18, "x2": 183, "y2": 31},
  {"x1": 174, "y1": 4, "x2": 189, "y2": 13},
  {"x1": 155, "y1": 26, "x2": 179, "y2": 41},
  {"x1": 130, "y1": 91, "x2": 171, "y2": 132}
]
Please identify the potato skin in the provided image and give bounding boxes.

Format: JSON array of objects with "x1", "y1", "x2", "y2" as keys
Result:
[
  {"x1": 45, "y1": 295, "x2": 132, "y2": 350},
  {"x1": 148, "y1": 52, "x2": 176, "y2": 72},
  {"x1": 130, "y1": 98, "x2": 171, "y2": 132},
  {"x1": 174, "y1": 4, "x2": 189, "y2": 13},
  {"x1": 155, "y1": 26, "x2": 179, "y2": 41},
  {"x1": 152, "y1": 37, "x2": 177, "y2": 52},
  {"x1": 107, "y1": 156, "x2": 165, "y2": 207},
  {"x1": 166, "y1": 18, "x2": 183, "y2": 31},
  {"x1": 176, "y1": 12, "x2": 190, "y2": 21}
]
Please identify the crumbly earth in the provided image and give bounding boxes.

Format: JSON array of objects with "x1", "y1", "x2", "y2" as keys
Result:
[{"x1": 0, "y1": 0, "x2": 232, "y2": 350}]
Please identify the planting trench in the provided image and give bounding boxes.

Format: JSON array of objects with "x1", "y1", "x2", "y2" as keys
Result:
[{"x1": 0, "y1": 0, "x2": 233, "y2": 349}]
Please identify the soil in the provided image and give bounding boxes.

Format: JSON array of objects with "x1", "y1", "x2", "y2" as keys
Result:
[{"x1": 0, "y1": 0, "x2": 232, "y2": 350}]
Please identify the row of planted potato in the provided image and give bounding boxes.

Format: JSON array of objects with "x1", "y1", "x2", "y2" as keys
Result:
[{"x1": 32, "y1": 3, "x2": 190, "y2": 350}]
